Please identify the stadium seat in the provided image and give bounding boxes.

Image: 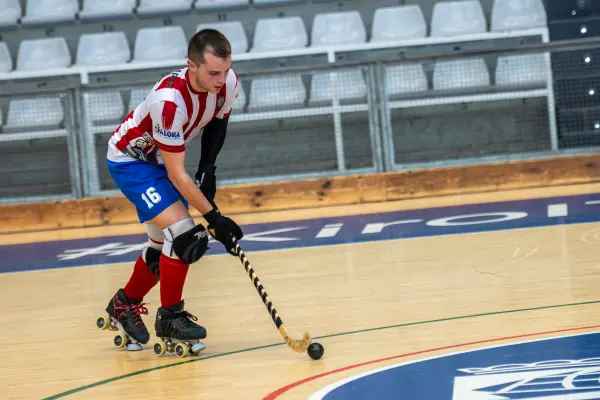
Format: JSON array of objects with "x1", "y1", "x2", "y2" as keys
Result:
[
  {"x1": 76, "y1": 32, "x2": 130, "y2": 65},
  {"x1": 248, "y1": 75, "x2": 306, "y2": 110},
  {"x1": 430, "y1": 1, "x2": 489, "y2": 91},
  {"x1": 433, "y1": 58, "x2": 490, "y2": 90},
  {"x1": 491, "y1": 0, "x2": 547, "y2": 87},
  {"x1": 128, "y1": 87, "x2": 153, "y2": 111},
  {"x1": 430, "y1": 0, "x2": 487, "y2": 37},
  {"x1": 79, "y1": 0, "x2": 135, "y2": 21},
  {"x1": 84, "y1": 92, "x2": 125, "y2": 123},
  {"x1": 0, "y1": 0, "x2": 21, "y2": 28},
  {"x1": 137, "y1": 0, "x2": 193, "y2": 16},
  {"x1": 233, "y1": 81, "x2": 246, "y2": 111},
  {"x1": 133, "y1": 26, "x2": 187, "y2": 62},
  {"x1": 21, "y1": 0, "x2": 78, "y2": 26},
  {"x1": 196, "y1": 21, "x2": 248, "y2": 54},
  {"x1": 16, "y1": 37, "x2": 71, "y2": 71},
  {"x1": 495, "y1": 53, "x2": 548, "y2": 87},
  {"x1": 491, "y1": 0, "x2": 547, "y2": 31},
  {"x1": 386, "y1": 64, "x2": 429, "y2": 95},
  {"x1": 4, "y1": 98, "x2": 64, "y2": 130},
  {"x1": 371, "y1": 5, "x2": 427, "y2": 42},
  {"x1": 0, "y1": 42, "x2": 12, "y2": 73},
  {"x1": 311, "y1": 11, "x2": 366, "y2": 47},
  {"x1": 371, "y1": 6, "x2": 428, "y2": 96},
  {"x1": 309, "y1": 11, "x2": 367, "y2": 104},
  {"x1": 253, "y1": 0, "x2": 300, "y2": 6},
  {"x1": 251, "y1": 17, "x2": 308, "y2": 52},
  {"x1": 194, "y1": 0, "x2": 249, "y2": 10}
]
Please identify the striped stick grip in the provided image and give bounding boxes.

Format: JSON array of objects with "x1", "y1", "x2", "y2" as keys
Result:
[{"x1": 234, "y1": 240, "x2": 283, "y2": 329}]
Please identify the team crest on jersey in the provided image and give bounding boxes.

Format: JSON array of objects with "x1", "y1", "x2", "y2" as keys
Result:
[{"x1": 217, "y1": 96, "x2": 225, "y2": 108}]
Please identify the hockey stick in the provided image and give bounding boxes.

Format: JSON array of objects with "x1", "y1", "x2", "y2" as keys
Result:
[{"x1": 231, "y1": 238, "x2": 312, "y2": 353}]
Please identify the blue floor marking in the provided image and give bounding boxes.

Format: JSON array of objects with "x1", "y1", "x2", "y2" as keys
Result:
[{"x1": 2, "y1": 192, "x2": 600, "y2": 274}]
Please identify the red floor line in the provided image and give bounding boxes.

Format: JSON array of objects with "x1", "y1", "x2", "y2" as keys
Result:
[{"x1": 263, "y1": 324, "x2": 600, "y2": 400}]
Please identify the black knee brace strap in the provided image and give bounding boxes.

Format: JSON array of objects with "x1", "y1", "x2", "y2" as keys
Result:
[
  {"x1": 172, "y1": 224, "x2": 209, "y2": 264},
  {"x1": 145, "y1": 247, "x2": 162, "y2": 277}
]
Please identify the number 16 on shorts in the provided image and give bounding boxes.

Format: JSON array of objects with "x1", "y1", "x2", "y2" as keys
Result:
[{"x1": 142, "y1": 187, "x2": 162, "y2": 209}]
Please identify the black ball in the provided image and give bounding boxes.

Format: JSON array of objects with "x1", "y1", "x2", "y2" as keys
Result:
[{"x1": 307, "y1": 342, "x2": 324, "y2": 360}]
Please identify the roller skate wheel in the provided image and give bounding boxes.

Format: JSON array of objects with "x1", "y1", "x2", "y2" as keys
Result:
[
  {"x1": 191, "y1": 342, "x2": 206, "y2": 355},
  {"x1": 114, "y1": 333, "x2": 127, "y2": 349},
  {"x1": 175, "y1": 343, "x2": 189, "y2": 358},
  {"x1": 153, "y1": 342, "x2": 167, "y2": 356},
  {"x1": 96, "y1": 316, "x2": 109, "y2": 330}
]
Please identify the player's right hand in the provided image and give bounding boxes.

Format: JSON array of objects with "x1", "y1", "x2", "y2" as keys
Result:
[{"x1": 202, "y1": 208, "x2": 243, "y2": 256}]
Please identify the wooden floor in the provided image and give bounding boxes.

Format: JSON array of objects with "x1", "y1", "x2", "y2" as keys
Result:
[{"x1": 3, "y1": 183, "x2": 600, "y2": 399}]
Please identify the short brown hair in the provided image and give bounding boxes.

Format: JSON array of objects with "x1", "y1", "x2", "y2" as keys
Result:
[{"x1": 188, "y1": 29, "x2": 232, "y2": 63}]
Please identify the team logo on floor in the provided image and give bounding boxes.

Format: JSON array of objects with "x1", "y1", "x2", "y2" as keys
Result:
[
  {"x1": 314, "y1": 332, "x2": 600, "y2": 400},
  {"x1": 454, "y1": 359, "x2": 600, "y2": 399}
]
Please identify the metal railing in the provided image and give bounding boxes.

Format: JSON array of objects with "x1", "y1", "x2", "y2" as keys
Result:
[{"x1": 4, "y1": 26, "x2": 592, "y2": 205}]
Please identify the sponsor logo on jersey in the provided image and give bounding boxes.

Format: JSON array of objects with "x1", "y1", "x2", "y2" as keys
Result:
[
  {"x1": 217, "y1": 96, "x2": 225, "y2": 108},
  {"x1": 154, "y1": 123, "x2": 181, "y2": 139}
]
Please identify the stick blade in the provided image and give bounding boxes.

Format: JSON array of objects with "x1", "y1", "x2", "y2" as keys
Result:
[{"x1": 288, "y1": 332, "x2": 312, "y2": 353}]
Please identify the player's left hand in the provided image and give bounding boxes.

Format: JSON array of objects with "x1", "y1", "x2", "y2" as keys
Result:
[{"x1": 195, "y1": 164, "x2": 217, "y2": 207}]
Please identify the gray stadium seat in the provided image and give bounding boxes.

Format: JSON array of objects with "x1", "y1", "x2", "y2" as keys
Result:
[
  {"x1": 311, "y1": 11, "x2": 366, "y2": 47},
  {"x1": 371, "y1": 5, "x2": 427, "y2": 42},
  {"x1": 232, "y1": 82, "x2": 246, "y2": 111},
  {"x1": 21, "y1": 0, "x2": 78, "y2": 26},
  {"x1": 248, "y1": 76, "x2": 306, "y2": 110},
  {"x1": 128, "y1": 87, "x2": 153, "y2": 111},
  {"x1": 4, "y1": 98, "x2": 64, "y2": 130},
  {"x1": 386, "y1": 65, "x2": 429, "y2": 95},
  {"x1": 76, "y1": 32, "x2": 130, "y2": 65},
  {"x1": 79, "y1": 0, "x2": 135, "y2": 20},
  {"x1": 0, "y1": 42, "x2": 12, "y2": 73},
  {"x1": 309, "y1": 70, "x2": 368, "y2": 104},
  {"x1": 431, "y1": 1, "x2": 489, "y2": 91},
  {"x1": 309, "y1": 11, "x2": 367, "y2": 104},
  {"x1": 371, "y1": 6, "x2": 428, "y2": 96},
  {"x1": 491, "y1": 0, "x2": 547, "y2": 87},
  {"x1": 251, "y1": 17, "x2": 307, "y2": 52},
  {"x1": 196, "y1": 21, "x2": 248, "y2": 54},
  {"x1": 495, "y1": 53, "x2": 548, "y2": 87},
  {"x1": 491, "y1": 0, "x2": 547, "y2": 31},
  {"x1": 133, "y1": 26, "x2": 187, "y2": 62},
  {"x1": 194, "y1": 0, "x2": 248, "y2": 10},
  {"x1": 16, "y1": 37, "x2": 71, "y2": 71},
  {"x1": 0, "y1": 0, "x2": 22, "y2": 28},
  {"x1": 137, "y1": 0, "x2": 193, "y2": 16},
  {"x1": 430, "y1": 0, "x2": 487, "y2": 37},
  {"x1": 433, "y1": 58, "x2": 490, "y2": 90},
  {"x1": 84, "y1": 92, "x2": 125, "y2": 123}
]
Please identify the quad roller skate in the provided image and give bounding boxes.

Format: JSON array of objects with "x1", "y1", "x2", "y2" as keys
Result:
[
  {"x1": 96, "y1": 288, "x2": 150, "y2": 351},
  {"x1": 153, "y1": 300, "x2": 207, "y2": 358}
]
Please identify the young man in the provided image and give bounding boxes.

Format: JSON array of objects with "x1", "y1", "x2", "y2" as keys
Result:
[{"x1": 100, "y1": 29, "x2": 243, "y2": 353}]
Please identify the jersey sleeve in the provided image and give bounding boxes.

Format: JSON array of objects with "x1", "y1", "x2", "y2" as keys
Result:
[
  {"x1": 150, "y1": 100, "x2": 187, "y2": 153},
  {"x1": 215, "y1": 73, "x2": 240, "y2": 119}
]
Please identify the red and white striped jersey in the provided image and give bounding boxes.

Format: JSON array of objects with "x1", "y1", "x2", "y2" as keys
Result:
[{"x1": 107, "y1": 67, "x2": 239, "y2": 164}]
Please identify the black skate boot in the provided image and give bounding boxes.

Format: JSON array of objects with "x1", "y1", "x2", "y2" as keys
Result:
[
  {"x1": 152, "y1": 300, "x2": 207, "y2": 357},
  {"x1": 95, "y1": 288, "x2": 150, "y2": 351}
]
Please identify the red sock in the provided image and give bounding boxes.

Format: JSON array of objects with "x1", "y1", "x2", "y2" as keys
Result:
[
  {"x1": 159, "y1": 255, "x2": 190, "y2": 308},
  {"x1": 123, "y1": 254, "x2": 159, "y2": 301}
]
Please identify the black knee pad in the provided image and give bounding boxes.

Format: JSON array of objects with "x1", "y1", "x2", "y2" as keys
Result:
[
  {"x1": 172, "y1": 224, "x2": 209, "y2": 264},
  {"x1": 144, "y1": 247, "x2": 162, "y2": 277}
]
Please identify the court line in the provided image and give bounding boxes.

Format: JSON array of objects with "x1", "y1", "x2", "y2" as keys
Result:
[
  {"x1": 42, "y1": 299, "x2": 600, "y2": 399},
  {"x1": 265, "y1": 325, "x2": 600, "y2": 400}
]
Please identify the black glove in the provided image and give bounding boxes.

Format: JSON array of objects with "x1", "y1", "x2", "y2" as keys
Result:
[
  {"x1": 203, "y1": 208, "x2": 243, "y2": 256},
  {"x1": 195, "y1": 164, "x2": 217, "y2": 208}
]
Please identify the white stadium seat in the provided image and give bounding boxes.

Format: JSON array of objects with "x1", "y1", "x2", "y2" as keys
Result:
[
  {"x1": 430, "y1": 0, "x2": 487, "y2": 37},
  {"x1": 251, "y1": 17, "x2": 308, "y2": 52},
  {"x1": 0, "y1": 0, "x2": 22, "y2": 28},
  {"x1": 311, "y1": 11, "x2": 366, "y2": 47},
  {"x1": 79, "y1": 0, "x2": 136, "y2": 21},
  {"x1": 133, "y1": 26, "x2": 187, "y2": 62},
  {"x1": 371, "y1": 5, "x2": 427, "y2": 42},
  {"x1": 433, "y1": 58, "x2": 490, "y2": 90},
  {"x1": 386, "y1": 64, "x2": 429, "y2": 95},
  {"x1": 137, "y1": 0, "x2": 193, "y2": 16},
  {"x1": 21, "y1": 0, "x2": 78, "y2": 26},
  {"x1": 16, "y1": 37, "x2": 71, "y2": 71},
  {"x1": 194, "y1": 0, "x2": 249, "y2": 10},
  {"x1": 84, "y1": 92, "x2": 125, "y2": 123},
  {"x1": 248, "y1": 76, "x2": 306, "y2": 110},
  {"x1": 5, "y1": 98, "x2": 64, "y2": 130},
  {"x1": 76, "y1": 32, "x2": 130, "y2": 65},
  {"x1": 491, "y1": 0, "x2": 547, "y2": 31},
  {"x1": 495, "y1": 54, "x2": 548, "y2": 87}
]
